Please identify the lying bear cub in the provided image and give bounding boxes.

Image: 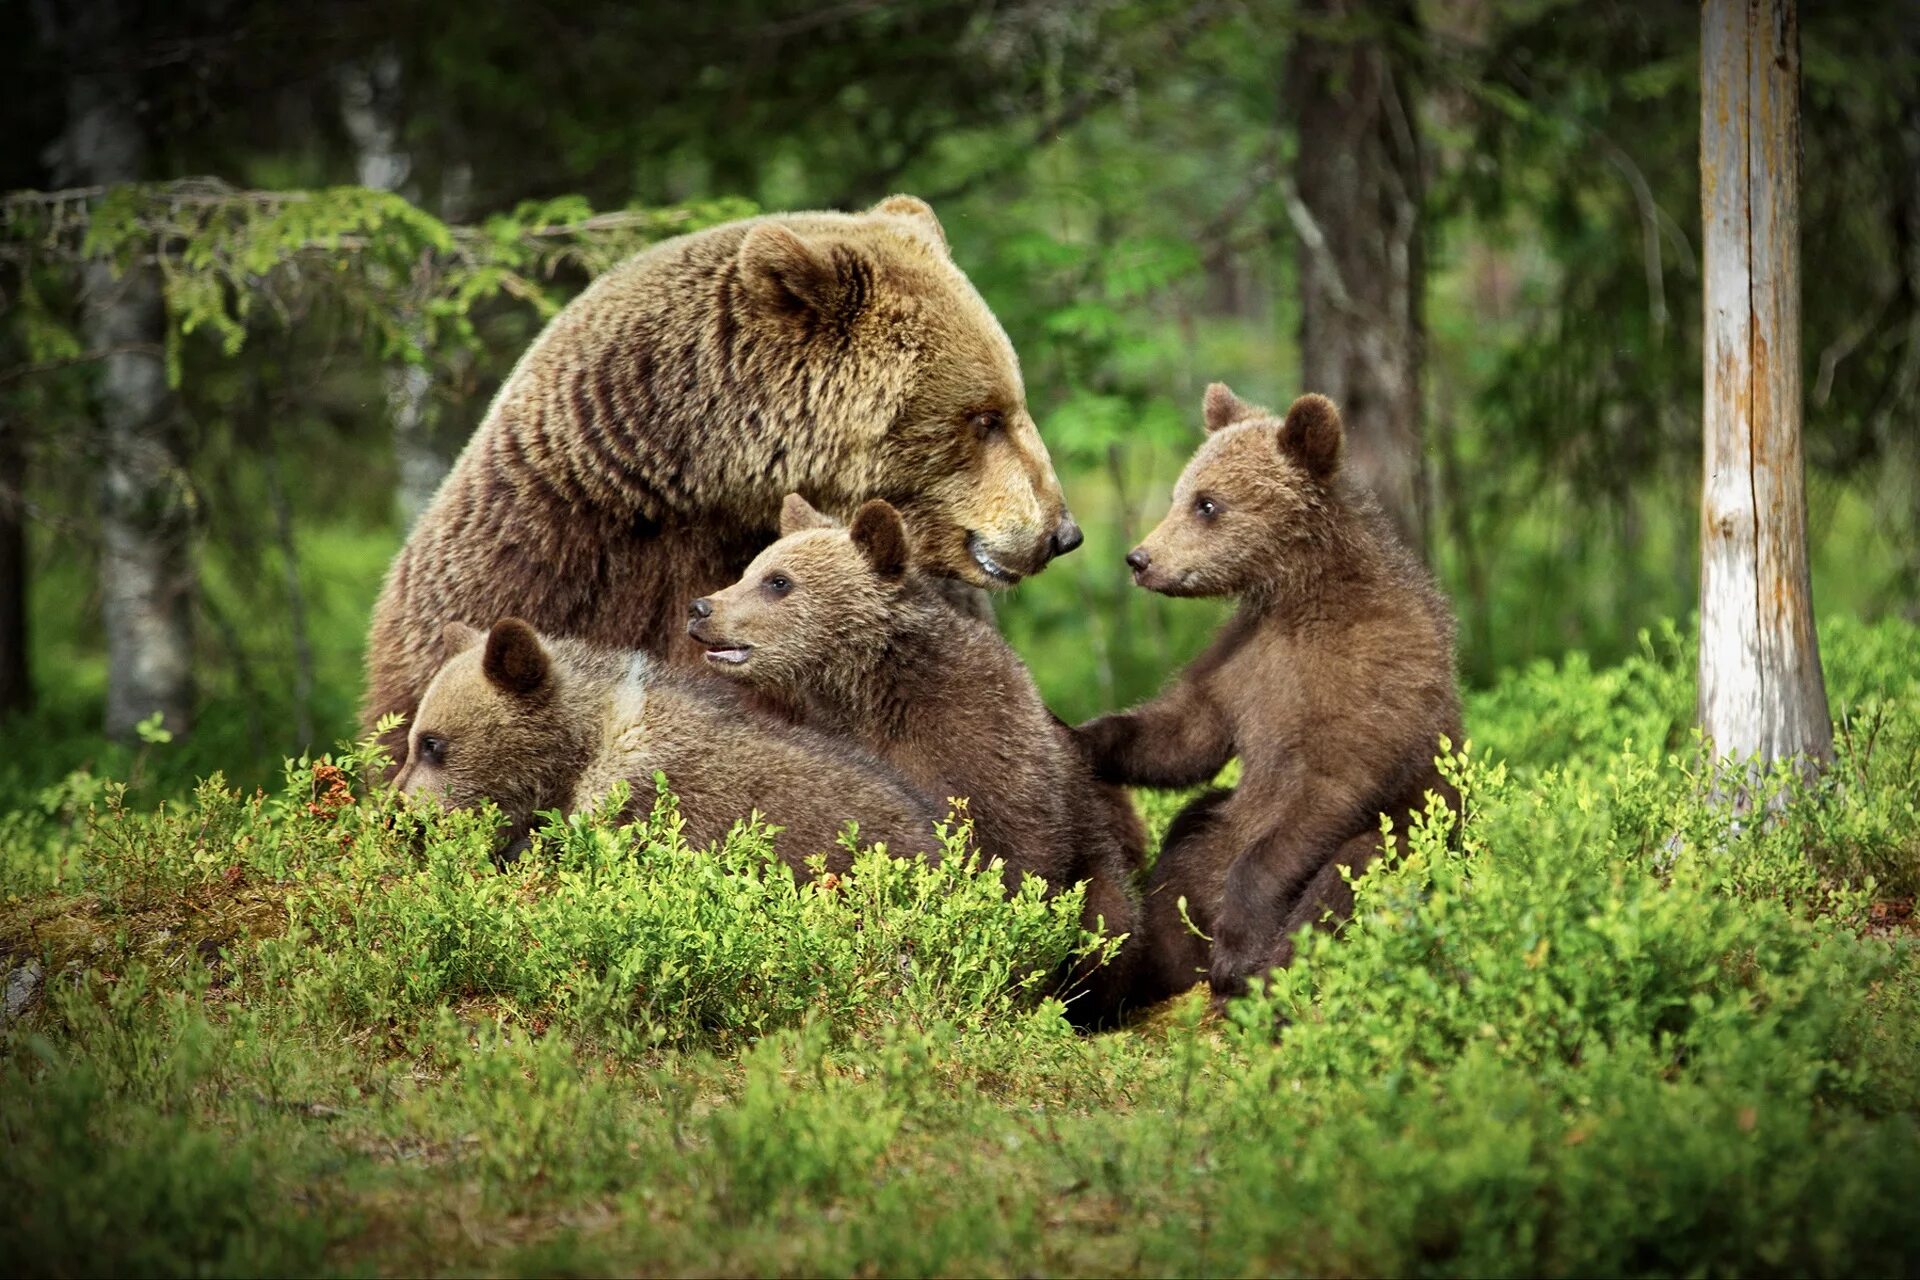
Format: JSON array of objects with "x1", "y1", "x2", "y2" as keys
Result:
[
  {"x1": 396, "y1": 617, "x2": 940, "y2": 871},
  {"x1": 1076, "y1": 385, "x2": 1463, "y2": 1004},
  {"x1": 689, "y1": 493, "x2": 1145, "y2": 1023}
]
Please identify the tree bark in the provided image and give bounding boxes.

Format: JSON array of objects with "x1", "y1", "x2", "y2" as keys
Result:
[
  {"x1": 1286, "y1": 0, "x2": 1427, "y2": 553},
  {"x1": 339, "y1": 51, "x2": 449, "y2": 529},
  {"x1": 0, "y1": 408, "x2": 29, "y2": 717},
  {"x1": 1698, "y1": 0, "x2": 1831, "y2": 775},
  {"x1": 61, "y1": 0, "x2": 196, "y2": 740}
]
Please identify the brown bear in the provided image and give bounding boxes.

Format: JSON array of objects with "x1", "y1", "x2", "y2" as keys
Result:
[
  {"x1": 366, "y1": 195, "x2": 1082, "y2": 768},
  {"x1": 686, "y1": 494, "x2": 1146, "y2": 1023},
  {"x1": 396, "y1": 617, "x2": 941, "y2": 872},
  {"x1": 1074, "y1": 385, "x2": 1462, "y2": 1004}
]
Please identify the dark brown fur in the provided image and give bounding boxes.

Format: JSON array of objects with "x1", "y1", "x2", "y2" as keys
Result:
[
  {"x1": 397, "y1": 618, "x2": 939, "y2": 872},
  {"x1": 1077, "y1": 386, "x2": 1462, "y2": 1004},
  {"x1": 690, "y1": 495, "x2": 1145, "y2": 1023},
  {"x1": 366, "y1": 197, "x2": 1080, "y2": 769}
]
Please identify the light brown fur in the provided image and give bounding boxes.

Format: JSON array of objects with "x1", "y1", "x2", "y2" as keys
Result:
[
  {"x1": 397, "y1": 618, "x2": 939, "y2": 872},
  {"x1": 689, "y1": 495, "x2": 1145, "y2": 1024},
  {"x1": 1076, "y1": 385, "x2": 1462, "y2": 1004},
  {"x1": 367, "y1": 196, "x2": 1080, "y2": 768}
]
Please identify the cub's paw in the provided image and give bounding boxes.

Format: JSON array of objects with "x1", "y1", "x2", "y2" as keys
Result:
[
  {"x1": 1071, "y1": 714, "x2": 1132, "y2": 779},
  {"x1": 1206, "y1": 905, "x2": 1278, "y2": 1002}
]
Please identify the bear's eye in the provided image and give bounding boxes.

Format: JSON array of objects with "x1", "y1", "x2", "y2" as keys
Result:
[
  {"x1": 1194, "y1": 495, "x2": 1221, "y2": 520},
  {"x1": 417, "y1": 735, "x2": 448, "y2": 767},
  {"x1": 968, "y1": 410, "x2": 1004, "y2": 438},
  {"x1": 763, "y1": 573, "x2": 793, "y2": 596}
]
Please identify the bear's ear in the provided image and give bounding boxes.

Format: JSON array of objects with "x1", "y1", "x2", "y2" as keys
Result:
[
  {"x1": 482, "y1": 618, "x2": 550, "y2": 698},
  {"x1": 849, "y1": 499, "x2": 910, "y2": 580},
  {"x1": 440, "y1": 620, "x2": 484, "y2": 656},
  {"x1": 1203, "y1": 382, "x2": 1266, "y2": 433},
  {"x1": 779, "y1": 492, "x2": 837, "y2": 536},
  {"x1": 869, "y1": 194, "x2": 948, "y2": 256},
  {"x1": 738, "y1": 224, "x2": 866, "y2": 323},
  {"x1": 1278, "y1": 393, "x2": 1344, "y2": 480}
]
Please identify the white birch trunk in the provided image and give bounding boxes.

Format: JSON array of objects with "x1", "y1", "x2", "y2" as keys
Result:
[
  {"x1": 62, "y1": 0, "x2": 195, "y2": 740},
  {"x1": 338, "y1": 51, "x2": 449, "y2": 529},
  {"x1": 1698, "y1": 0, "x2": 1832, "y2": 777}
]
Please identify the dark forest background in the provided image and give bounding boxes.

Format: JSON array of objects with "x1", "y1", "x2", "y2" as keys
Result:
[{"x1": 3, "y1": 0, "x2": 1917, "y2": 797}]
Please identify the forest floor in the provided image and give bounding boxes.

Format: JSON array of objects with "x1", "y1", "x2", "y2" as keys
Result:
[{"x1": 4, "y1": 614, "x2": 1920, "y2": 1276}]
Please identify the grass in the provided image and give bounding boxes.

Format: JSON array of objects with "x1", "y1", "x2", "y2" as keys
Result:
[{"x1": 2, "y1": 614, "x2": 1919, "y2": 1277}]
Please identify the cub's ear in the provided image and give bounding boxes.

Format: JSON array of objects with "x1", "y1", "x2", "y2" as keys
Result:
[
  {"x1": 1279, "y1": 393, "x2": 1344, "y2": 480},
  {"x1": 869, "y1": 193, "x2": 948, "y2": 256},
  {"x1": 440, "y1": 620, "x2": 484, "y2": 656},
  {"x1": 482, "y1": 618, "x2": 550, "y2": 698},
  {"x1": 849, "y1": 499, "x2": 909, "y2": 579},
  {"x1": 1203, "y1": 382, "x2": 1266, "y2": 433},
  {"x1": 780, "y1": 492, "x2": 837, "y2": 536},
  {"x1": 738, "y1": 223, "x2": 866, "y2": 322}
]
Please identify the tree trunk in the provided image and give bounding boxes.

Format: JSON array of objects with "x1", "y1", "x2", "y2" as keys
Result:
[
  {"x1": 0, "y1": 408, "x2": 29, "y2": 717},
  {"x1": 61, "y1": 0, "x2": 196, "y2": 740},
  {"x1": 338, "y1": 51, "x2": 449, "y2": 529},
  {"x1": 1286, "y1": 0, "x2": 1427, "y2": 553},
  {"x1": 1698, "y1": 0, "x2": 1831, "y2": 776}
]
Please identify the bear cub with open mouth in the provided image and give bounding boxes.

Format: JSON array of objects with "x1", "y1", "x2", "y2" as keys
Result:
[{"x1": 690, "y1": 494, "x2": 1145, "y2": 1024}]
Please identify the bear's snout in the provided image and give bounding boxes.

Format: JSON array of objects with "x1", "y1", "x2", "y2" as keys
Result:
[
  {"x1": 1050, "y1": 513, "x2": 1084, "y2": 559},
  {"x1": 1125, "y1": 547, "x2": 1151, "y2": 573},
  {"x1": 688, "y1": 598, "x2": 713, "y2": 620}
]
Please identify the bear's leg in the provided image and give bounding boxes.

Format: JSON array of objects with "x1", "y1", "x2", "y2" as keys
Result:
[
  {"x1": 1264, "y1": 828, "x2": 1381, "y2": 970},
  {"x1": 1062, "y1": 856, "x2": 1144, "y2": 1029},
  {"x1": 1132, "y1": 788, "x2": 1234, "y2": 1006}
]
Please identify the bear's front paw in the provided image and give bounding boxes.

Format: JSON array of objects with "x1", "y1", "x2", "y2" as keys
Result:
[
  {"x1": 1206, "y1": 906, "x2": 1276, "y2": 1002},
  {"x1": 1071, "y1": 715, "x2": 1131, "y2": 779}
]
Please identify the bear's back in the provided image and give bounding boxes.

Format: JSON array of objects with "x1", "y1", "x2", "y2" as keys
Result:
[{"x1": 577, "y1": 663, "x2": 938, "y2": 872}]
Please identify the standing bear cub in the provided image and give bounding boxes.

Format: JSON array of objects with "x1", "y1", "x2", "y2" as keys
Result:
[
  {"x1": 1076, "y1": 385, "x2": 1462, "y2": 1004},
  {"x1": 397, "y1": 617, "x2": 940, "y2": 872},
  {"x1": 367, "y1": 196, "x2": 1081, "y2": 769},
  {"x1": 688, "y1": 494, "x2": 1145, "y2": 1023}
]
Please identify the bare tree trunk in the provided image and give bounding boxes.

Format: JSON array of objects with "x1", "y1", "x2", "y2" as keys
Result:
[
  {"x1": 1286, "y1": 0, "x2": 1427, "y2": 553},
  {"x1": 338, "y1": 51, "x2": 449, "y2": 529},
  {"x1": 60, "y1": 0, "x2": 195, "y2": 740},
  {"x1": 0, "y1": 408, "x2": 29, "y2": 717},
  {"x1": 1698, "y1": 0, "x2": 1831, "y2": 777}
]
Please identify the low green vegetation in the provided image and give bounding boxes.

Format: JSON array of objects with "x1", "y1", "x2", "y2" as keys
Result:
[{"x1": 4, "y1": 615, "x2": 1918, "y2": 1277}]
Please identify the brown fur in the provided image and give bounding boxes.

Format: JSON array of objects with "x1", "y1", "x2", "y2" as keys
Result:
[
  {"x1": 396, "y1": 618, "x2": 939, "y2": 872},
  {"x1": 1077, "y1": 385, "x2": 1462, "y2": 1004},
  {"x1": 366, "y1": 196, "x2": 1080, "y2": 768},
  {"x1": 689, "y1": 495, "x2": 1145, "y2": 1024}
]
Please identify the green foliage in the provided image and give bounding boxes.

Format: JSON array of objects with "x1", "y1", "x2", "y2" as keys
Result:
[
  {"x1": 2, "y1": 182, "x2": 756, "y2": 385},
  {"x1": 3, "y1": 617, "x2": 1919, "y2": 1274},
  {"x1": 700, "y1": 1023, "x2": 906, "y2": 1222},
  {"x1": 260, "y1": 775, "x2": 1094, "y2": 1048},
  {"x1": 1, "y1": 980, "x2": 337, "y2": 1276}
]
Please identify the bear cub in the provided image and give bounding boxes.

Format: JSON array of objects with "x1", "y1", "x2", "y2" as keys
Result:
[
  {"x1": 689, "y1": 494, "x2": 1145, "y2": 1022},
  {"x1": 1075, "y1": 385, "x2": 1462, "y2": 1004},
  {"x1": 398, "y1": 617, "x2": 939, "y2": 871}
]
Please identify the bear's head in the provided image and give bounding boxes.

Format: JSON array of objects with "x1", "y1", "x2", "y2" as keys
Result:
[
  {"x1": 1125, "y1": 384, "x2": 1345, "y2": 598},
  {"x1": 686, "y1": 493, "x2": 915, "y2": 696},
  {"x1": 395, "y1": 618, "x2": 591, "y2": 839},
  {"x1": 735, "y1": 195, "x2": 1081, "y2": 589}
]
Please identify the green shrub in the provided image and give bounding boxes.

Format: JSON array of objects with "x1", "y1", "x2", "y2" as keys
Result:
[
  {"x1": 256, "y1": 778, "x2": 1098, "y2": 1049},
  {"x1": 2, "y1": 613, "x2": 1917, "y2": 1276}
]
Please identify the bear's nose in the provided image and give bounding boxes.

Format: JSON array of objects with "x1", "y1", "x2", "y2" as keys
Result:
[
  {"x1": 688, "y1": 598, "x2": 713, "y2": 620},
  {"x1": 1125, "y1": 548, "x2": 1151, "y2": 573},
  {"x1": 1050, "y1": 513, "x2": 1084, "y2": 558}
]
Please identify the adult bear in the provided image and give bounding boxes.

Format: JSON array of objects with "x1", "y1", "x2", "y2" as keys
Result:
[{"x1": 364, "y1": 196, "x2": 1081, "y2": 766}]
